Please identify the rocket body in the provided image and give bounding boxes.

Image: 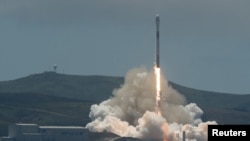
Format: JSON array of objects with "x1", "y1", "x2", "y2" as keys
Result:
[
  {"x1": 155, "y1": 14, "x2": 160, "y2": 68},
  {"x1": 154, "y1": 14, "x2": 161, "y2": 115}
]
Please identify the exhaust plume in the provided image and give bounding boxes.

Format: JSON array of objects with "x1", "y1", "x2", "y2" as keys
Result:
[{"x1": 86, "y1": 67, "x2": 217, "y2": 141}]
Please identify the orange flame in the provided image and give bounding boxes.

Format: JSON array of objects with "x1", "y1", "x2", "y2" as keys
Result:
[
  {"x1": 154, "y1": 66, "x2": 168, "y2": 141},
  {"x1": 161, "y1": 123, "x2": 168, "y2": 141},
  {"x1": 154, "y1": 67, "x2": 161, "y2": 112}
]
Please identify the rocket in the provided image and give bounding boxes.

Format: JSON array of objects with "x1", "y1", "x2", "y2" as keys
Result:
[{"x1": 155, "y1": 14, "x2": 160, "y2": 68}]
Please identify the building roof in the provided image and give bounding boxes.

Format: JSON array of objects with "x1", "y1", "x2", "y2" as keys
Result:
[
  {"x1": 39, "y1": 126, "x2": 87, "y2": 129},
  {"x1": 15, "y1": 123, "x2": 38, "y2": 126}
]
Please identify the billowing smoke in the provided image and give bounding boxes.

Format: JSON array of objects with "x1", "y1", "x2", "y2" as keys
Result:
[{"x1": 86, "y1": 67, "x2": 217, "y2": 141}]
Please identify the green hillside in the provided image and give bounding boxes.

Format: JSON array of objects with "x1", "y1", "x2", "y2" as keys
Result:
[{"x1": 0, "y1": 71, "x2": 249, "y2": 136}]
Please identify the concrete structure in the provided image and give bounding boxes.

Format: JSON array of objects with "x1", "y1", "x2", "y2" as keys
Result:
[{"x1": 0, "y1": 123, "x2": 89, "y2": 141}]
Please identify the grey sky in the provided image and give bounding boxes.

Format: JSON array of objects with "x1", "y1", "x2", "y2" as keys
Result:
[{"x1": 1, "y1": 0, "x2": 250, "y2": 94}]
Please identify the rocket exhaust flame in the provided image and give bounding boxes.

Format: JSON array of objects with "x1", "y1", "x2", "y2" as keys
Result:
[
  {"x1": 155, "y1": 67, "x2": 161, "y2": 115},
  {"x1": 155, "y1": 66, "x2": 166, "y2": 139}
]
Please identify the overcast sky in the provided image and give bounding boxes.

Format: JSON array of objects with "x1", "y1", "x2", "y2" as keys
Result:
[{"x1": 1, "y1": 0, "x2": 250, "y2": 94}]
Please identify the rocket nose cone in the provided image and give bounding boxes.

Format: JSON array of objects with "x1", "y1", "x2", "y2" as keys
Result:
[{"x1": 156, "y1": 14, "x2": 160, "y2": 23}]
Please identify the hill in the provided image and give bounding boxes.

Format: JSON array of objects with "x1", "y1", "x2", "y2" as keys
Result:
[
  {"x1": 0, "y1": 71, "x2": 122, "y2": 101},
  {"x1": 0, "y1": 71, "x2": 249, "y2": 136}
]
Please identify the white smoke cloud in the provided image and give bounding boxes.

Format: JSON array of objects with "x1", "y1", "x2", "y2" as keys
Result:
[{"x1": 86, "y1": 67, "x2": 217, "y2": 141}]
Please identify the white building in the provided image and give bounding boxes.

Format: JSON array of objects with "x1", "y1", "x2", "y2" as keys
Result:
[{"x1": 0, "y1": 123, "x2": 89, "y2": 141}]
